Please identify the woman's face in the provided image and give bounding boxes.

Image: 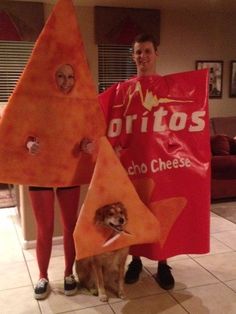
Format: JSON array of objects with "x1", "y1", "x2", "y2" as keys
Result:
[{"x1": 55, "y1": 64, "x2": 75, "y2": 94}]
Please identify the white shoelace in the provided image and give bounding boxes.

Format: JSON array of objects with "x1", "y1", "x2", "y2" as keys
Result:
[
  {"x1": 65, "y1": 275, "x2": 75, "y2": 284},
  {"x1": 37, "y1": 278, "x2": 48, "y2": 288}
]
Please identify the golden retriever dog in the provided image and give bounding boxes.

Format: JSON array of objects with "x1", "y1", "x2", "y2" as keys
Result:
[{"x1": 76, "y1": 202, "x2": 129, "y2": 302}]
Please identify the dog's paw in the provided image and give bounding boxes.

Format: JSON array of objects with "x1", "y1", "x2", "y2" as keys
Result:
[
  {"x1": 90, "y1": 288, "x2": 98, "y2": 296},
  {"x1": 99, "y1": 294, "x2": 108, "y2": 302},
  {"x1": 118, "y1": 291, "x2": 125, "y2": 299}
]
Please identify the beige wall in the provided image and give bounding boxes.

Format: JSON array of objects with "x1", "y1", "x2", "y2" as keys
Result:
[{"x1": 157, "y1": 9, "x2": 236, "y2": 118}]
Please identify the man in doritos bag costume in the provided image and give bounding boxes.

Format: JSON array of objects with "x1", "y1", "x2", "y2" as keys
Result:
[{"x1": 99, "y1": 33, "x2": 210, "y2": 290}]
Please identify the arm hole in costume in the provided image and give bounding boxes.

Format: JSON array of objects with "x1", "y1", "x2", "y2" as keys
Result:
[
  {"x1": 98, "y1": 83, "x2": 118, "y2": 124},
  {"x1": 25, "y1": 136, "x2": 37, "y2": 150}
]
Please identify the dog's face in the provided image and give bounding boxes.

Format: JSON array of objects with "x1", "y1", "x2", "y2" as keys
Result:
[{"x1": 94, "y1": 202, "x2": 128, "y2": 233}]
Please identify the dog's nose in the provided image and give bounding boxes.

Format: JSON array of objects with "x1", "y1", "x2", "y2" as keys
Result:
[{"x1": 119, "y1": 217, "x2": 124, "y2": 224}]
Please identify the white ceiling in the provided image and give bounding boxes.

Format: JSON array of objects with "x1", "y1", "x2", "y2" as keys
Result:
[{"x1": 10, "y1": 0, "x2": 236, "y2": 11}]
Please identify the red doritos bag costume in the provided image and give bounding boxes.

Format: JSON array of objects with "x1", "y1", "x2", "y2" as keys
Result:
[
  {"x1": 0, "y1": 0, "x2": 105, "y2": 187},
  {"x1": 99, "y1": 69, "x2": 210, "y2": 260}
]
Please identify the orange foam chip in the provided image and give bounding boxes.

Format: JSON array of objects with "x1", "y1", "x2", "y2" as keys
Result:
[
  {"x1": 73, "y1": 137, "x2": 161, "y2": 260},
  {"x1": 150, "y1": 197, "x2": 187, "y2": 247},
  {"x1": 0, "y1": 0, "x2": 105, "y2": 187},
  {"x1": 130, "y1": 179, "x2": 186, "y2": 247}
]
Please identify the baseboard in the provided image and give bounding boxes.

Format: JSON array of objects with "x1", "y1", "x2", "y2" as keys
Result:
[{"x1": 22, "y1": 236, "x2": 63, "y2": 250}]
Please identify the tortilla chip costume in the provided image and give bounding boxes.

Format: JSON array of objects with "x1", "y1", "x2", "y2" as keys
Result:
[
  {"x1": 0, "y1": 0, "x2": 105, "y2": 187},
  {"x1": 99, "y1": 69, "x2": 211, "y2": 260},
  {"x1": 74, "y1": 137, "x2": 162, "y2": 259}
]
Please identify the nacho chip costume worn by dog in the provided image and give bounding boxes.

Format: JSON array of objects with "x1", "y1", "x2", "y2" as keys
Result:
[
  {"x1": 0, "y1": 0, "x2": 105, "y2": 187},
  {"x1": 73, "y1": 137, "x2": 161, "y2": 260}
]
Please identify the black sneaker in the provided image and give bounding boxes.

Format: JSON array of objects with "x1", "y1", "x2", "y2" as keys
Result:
[
  {"x1": 155, "y1": 263, "x2": 175, "y2": 290},
  {"x1": 64, "y1": 274, "x2": 77, "y2": 296},
  {"x1": 124, "y1": 259, "x2": 143, "y2": 284},
  {"x1": 34, "y1": 278, "x2": 50, "y2": 300}
]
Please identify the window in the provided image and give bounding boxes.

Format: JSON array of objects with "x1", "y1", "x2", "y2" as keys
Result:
[
  {"x1": 0, "y1": 41, "x2": 34, "y2": 102},
  {"x1": 98, "y1": 44, "x2": 136, "y2": 93}
]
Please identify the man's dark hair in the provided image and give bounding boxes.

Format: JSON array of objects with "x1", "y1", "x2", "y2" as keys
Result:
[{"x1": 132, "y1": 33, "x2": 158, "y2": 51}]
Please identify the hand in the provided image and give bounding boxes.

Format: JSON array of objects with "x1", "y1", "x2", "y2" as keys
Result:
[
  {"x1": 0, "y1": 105, "x2": 6, "y2": 118},
  {"x1": 26, "y1": 137, "x2": 40, "y2": 155},
  {"x1": 114, "y1": 145, "x2": 122, "y2": 158},
  {"x1": 80, "y1": 137, "x2": 96, "y2": 154}
]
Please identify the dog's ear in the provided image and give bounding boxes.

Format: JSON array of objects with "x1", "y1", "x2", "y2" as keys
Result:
[
  {"x1": 115, "y1": 202, "x2": 128, "y2": 219},
  {"x1": 115, "y1": 201, "x2": 124, "y2": 208},
  {"x1": 94, "y1": 205, "x2": 109, "y2": 225},
  {"x1": 94, "y1": 207, "x2": 104, "y2": 224},
  {"x1": 123, "y1": 206, "x2": 128, "y2": 220}
]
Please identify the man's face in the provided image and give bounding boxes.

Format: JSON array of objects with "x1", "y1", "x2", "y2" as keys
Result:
[
  {"x1": 132, "y1": 41, "x2": 158, "y2": 76},
  {"x1": 55, "y1": 64, "x2": 75, "y2": 94}
]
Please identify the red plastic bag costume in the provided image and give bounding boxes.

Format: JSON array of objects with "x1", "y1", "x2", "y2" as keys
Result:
[{"x1": 99, "y1": 69, "x2": 210, "y2": 260}]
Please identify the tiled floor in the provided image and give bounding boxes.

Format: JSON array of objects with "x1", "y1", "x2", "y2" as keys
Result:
[{"x1": 1, "y1": 204, "x2": 236, "y2": 314}]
